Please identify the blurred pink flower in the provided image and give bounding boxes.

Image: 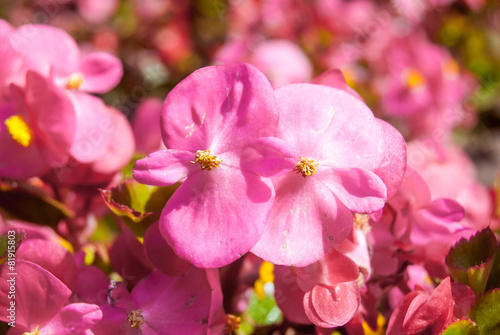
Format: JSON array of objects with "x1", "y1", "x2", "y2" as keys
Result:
[
  {"x1": 0, "y1": 71, "x2": 75, "y2": 179},
  {"x1": 132, "y1": 97, "x2": 164, "y2": 155},
  {"x1": 133, "y1": 63, "x2": 280, "y2": 268},
  {"x1": 0, "y1": 260, "x2": 102, "y2": 335}
]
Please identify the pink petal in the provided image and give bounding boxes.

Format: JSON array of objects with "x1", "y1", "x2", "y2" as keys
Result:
[
  {"x1": 132, "y1": 97, "x2": 163, "y2": 154},
  {"x1": 16, "y1": 239, "x2": 77, "y2": 289},
  {"x1": 304, "y1": 281, "x2": 360, "y2": 328},
  {"x1": 206, "y1": 268, "x2": 226, "y2": 334},
  {"x1": 25, "y1": 70, "x2": 75, "y2": 166},
  {"x1": 240, "y1": 137, "x2": 296, "y2": 177},
  {"x1": 274, "y1": 84, "x2": 384, "y2": 171},
  {"x1": 320, "y1": 168, "x2": 387, "y2": 214},
  {"x1": 0, "y1": 260, "x2": 71, "y2": 329},
  {"x1": 295, "y1": 248, "x2": 360, "y2": 292},
  {"x1": 77, "y1": 0, "x2": 119, "y2": 24},
  {"x1": 79, "y1": 52, "x2": 123, "y2": 93},
  {"x1": 251, "y1": 173, "x2": 353, "y2": 267},
  {"x1": 73, "y1": 266, "x2": 110, "y2": 305},
  {"x1": 143, "y1": 221, "x2": 191, "y2": 276},
  {"x1": 162, "y1": 63, "x2": 278, "y2": 153},
  {"x1": 10, "y1": 25, "x2": 80, "y2": 78},
  {"x1": 40, "y1": 303, "x2": 102, "y2": 335},
  {"x1": 133, "y1": 149, "x2": 195, "y2": 186},
  {"x1": 373, "y1": 119, "x2": 407, "y2": 199},
  {"x1": 274, "y1": 265, "x2": 311, "y2": 325},
  {"x1": 90, "y1": 106, "x2": 135, "y2": 174},
  {"x1": 161, "y1": 167, "x2": 274, "y2": 268},
  {"x1": 67, "y1": 91, "x2": 110, "y2": 163},
  {"x1": 131, "y1": 268, "x2": 213, "y2": 334},
  {"x1": 0, "y1": 103, "x2": 48, "y2": 179},
  {"x1": 386, "y1": 290, "x2": 427, "y2": 335},
  {"x1": 311, "y1": 69, "x2": 347, "y2": 90}
]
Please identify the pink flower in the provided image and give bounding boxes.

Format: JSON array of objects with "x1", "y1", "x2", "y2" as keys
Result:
[
  {"x1": 0, "y1": 71, "x2": 75, "y2": 179},
  {"x1": 250, "y1": 83, "x2": 406, "y2": 266},
  {"x1": 133, "y1": 63, "x2": 279, "y2": 268},
  {"x1": 274, "y1": 248, "x2": 361, "y2": 328},
  {"x1": 3, "y1": 22, "x2": 122, "y2": 94},
  {"x1": 387, "y1": 277, "x2": 475, "y2": 334},
  {"x1": 92, "y1": 268, "x2": 224, "y2": 335},
  {"x1": 132, "y1": 97, "x2": 164, "y2": 155},
  {"x1": 0, "y1": 260, "x2": 102, "y2": 335}
]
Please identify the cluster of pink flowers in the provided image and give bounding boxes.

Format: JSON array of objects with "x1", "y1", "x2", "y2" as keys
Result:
[{"x1": 1, "y1": 0, "x2": 499, "y2": 334}]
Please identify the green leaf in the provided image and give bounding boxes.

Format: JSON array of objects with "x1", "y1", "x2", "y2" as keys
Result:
[
  {"x1": 246, "y1": 292, "x2": 282, "y2": 326},
  {"x1": 446, "y1": 228, "x2": 497, "y2": 295},
  {"x1": 0, "y1": 179, "x2": 73, "y2": 227},
  {"x1": 469, "y1": 289, "x2": 500, "y2": 334},
  {"x1": 442, "y1": 319, "x2": 479, "y2": 335},
  {"x1": 100, "y1": 179, "x2": 179, "y2": 238}
]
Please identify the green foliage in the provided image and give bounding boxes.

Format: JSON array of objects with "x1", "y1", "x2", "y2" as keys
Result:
[
  {"x1": 442, "y1": 319, "x2": 479, "y2": 335},
  {"x1": 469, "y1": 289, "x2": 500, "y2": 334}
]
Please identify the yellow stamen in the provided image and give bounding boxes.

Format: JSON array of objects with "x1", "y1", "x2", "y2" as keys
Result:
[
  {"x1": 23, "y1": 325, "x2": 40, "y2": 335},
  {"x1": 5, "y1": 115, "x2": 33, "y2": 147},
  {"x1": 353, "y1": 213, "x2": 371, "y2": 234},
  {"x1": 254, "y1": 261, "x2": 275, "y2": 299},
  {"x1": 224, "y1": 314, "x2": 241, "y2": 334},
  {"x1": 362, "y1": 313, "x2": 386, "y2": 335},
  {"x1": 127, "y1": 309, "x2": 145, "y2": 328},
  {"x1": 404, "y1": 68, "x2": 426, "y2": 90},
  {"x1": 191, "y1": 150, "x2": 222, "y2": 171},
  {"x1": 66, "y1": 73, "x2": 84, "y2": 90},
  {"x1": 293, "y1": 156, "x2": 318, "y2": 177}
]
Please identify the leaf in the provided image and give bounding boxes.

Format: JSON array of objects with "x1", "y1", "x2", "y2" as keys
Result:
[
  {"x1": 469, "y1": 289, "x2": 500, "y2": 334},
  {"x1": 446, "y1": 228, "x2": 497, "y2": 295},
  {"x1": 247, "y1": 292, "x2": 283, "y2": 326},
  {"x1": 0, "y1": 179, "x2": 73, "y2": 227},
  {"x1": 442, "y1": 319, "x2": 479, "y2": 335},
  {"x1": 100, "y1": 179, "x2": 179, "y2": 238}
]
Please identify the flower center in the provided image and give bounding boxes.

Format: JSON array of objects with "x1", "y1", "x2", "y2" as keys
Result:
[
  {"x1": 404, "y1": 68, "x2": 425, "y2": 90},
  {"x1": 191, "y1": 150, "x2": 222, "y2": 171},
  {"x1": 443, "y1": 59, "x2": 459, "y2": 79},
  {"x1": 66, "y1": 73, "x2": 84, "y2": 90},
  {"x1": 5, "y1": 115, "x2": 33, "y2": 147},
  {"x1": 353, "y1": 213, "x2": 371, "y2": 234},
  {"x1": 225, "y1": 314, "x2": 242, "y2": 333},
  {"x1": 127, "y1": 309, "x2": 145, "y2": 328},
  {"x1": 293, "y1": 156, "x2": 318, "y2": 177},
  {"x1": 23, "y1": 325, "x2": 39, "y2": 335}
]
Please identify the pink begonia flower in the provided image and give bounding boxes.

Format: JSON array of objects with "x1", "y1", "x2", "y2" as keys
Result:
[
  {"x1": 92, "y1": 267, "x2": 224, "y2": 335},
  {"x1": 0, "y1": 260, "x2": 102, "y2": 335},
  {"x1": 250, "y1": 83, "x2": 406, "y2": 266},
  {"x1": 369, "y1": 166, "x2": 472, "y2": 279},
  {"x1": 0, "y1": 71, "x2": 75, "y2": 179},
  {"x1": 132, "y1": 97, "x2": 164, "y2": 155},
  {"x1": 407, "y1": 138, "x2": 491, "y2": 230},
  {"x1": 274, "y1": 248, "x2": 361, "y2": 328},
  {"x1": 5, "y1": 22, "x2": 122, "y2": 93},
  {"x1": 311, "y1": 69, "x2": 363, "y2": 102},
  {"x1": 386, "y1": 277, "x2": 475, "y2": 335},
  {"x1": 76, "y1": 0, "x2": 119, "y2": 24},
  {"x1": 133, "y1": 63, "x2": 279, "y2": 268},
  {"x1": 379, "y1": 33, "x2": 472, "y2": 135},
  {"x1": 214, "y1": 39, "x2": 313, "y2": 88}
]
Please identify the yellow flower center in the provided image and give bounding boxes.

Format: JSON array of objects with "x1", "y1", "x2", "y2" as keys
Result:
[
  {"x1": 225, "y1": 314, "x2": 242, "y2": 334},
  {"x1": 293, "y1": 156, "x2": 318, "y2": 177},
  {"x1": 191, "y1": 150, "x2": 222, "y2": 171},
  {"x1": 127, "y1": 309, "x2": 145, "y2": 328},
  {"x1": 404, "y1": 68, "x2": 426, "y2": 90},
  {"x1": 353, "y1": 213, "x2": 371, "y2": 234},
  {"x1": 23, "y1": 325, "x2": 40, "y2": 335},
  {"x1": 254, "y1": 261, "x2": 275, "y2": 300},
  {"x1": 5, "y1": 115, "x2": 33, "y2": 147},
  {"x1": 66, "y1": 73, "x2": 84, "y2": 90}
]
